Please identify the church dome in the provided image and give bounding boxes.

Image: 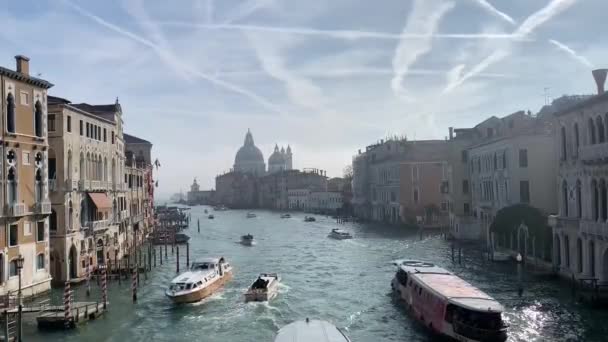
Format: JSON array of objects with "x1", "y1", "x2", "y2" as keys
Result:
[
  {"x1": 234, "y1": 130, "x2": 265, "y2": 174},
  {"x1": 268, "y1": 145, "x2": 286, "y2": 165}
]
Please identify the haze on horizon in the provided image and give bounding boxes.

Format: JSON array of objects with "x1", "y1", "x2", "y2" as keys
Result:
[{"x1": 1, "y1": 0, "x2": 605, "y2": 198}]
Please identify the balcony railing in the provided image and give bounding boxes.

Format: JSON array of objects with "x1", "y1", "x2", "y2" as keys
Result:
[
  {"x1": 78, "y1": 180, "x2": 87, "y2": 191},
  {"x1": 551, "y1": 216, "x2": 580, "y2": 230},
  {"x1": 33, "y1": 201, "x2": 52, "y2": 215},
  {"x1": 8, "y1": 203, "x2": 26, "y2": 217},
  {"x1": 131, "y1": 213, "x2": 143, "y2": 223},
  {"x1": 580, "y1": 219, "x2": 608, "y2": 239},
  {"x1": 579, "y1": 142, "x2": 608, "y2": 163},
  {"x1": 83, "y1": 219, "x2": 110, "y2": 232}
]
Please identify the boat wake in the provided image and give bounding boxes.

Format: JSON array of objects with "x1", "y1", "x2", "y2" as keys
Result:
[
  {"x1": 187, "y1": 292, "x2": 226, "y2": 306},
  {"x1": 278, "y1": 283, "x2": 290, "y2": 294},
  {"x1": 344, "y1": 310, "x2": 362, "y2": 331},
  {"x1": 346, "y1": 240, "x2": 367, "y2": 248}
]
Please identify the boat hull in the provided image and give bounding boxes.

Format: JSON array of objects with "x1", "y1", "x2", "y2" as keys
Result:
[
  {"x1": 240, "y1": 240, "x2": 255, "y2": 246},
  {"x1": 166, "y1": 271, "x2": 233, "y2": 304}
]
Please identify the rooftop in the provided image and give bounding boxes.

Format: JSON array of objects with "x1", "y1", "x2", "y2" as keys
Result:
[
  {"x1": 124, "y1": 133, "x2": 152, "y2": 145},
  {"x1": 0, "y1": 65, "x2": 53, "y2": 89}
]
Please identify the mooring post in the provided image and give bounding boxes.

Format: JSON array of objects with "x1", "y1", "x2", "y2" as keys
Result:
[
  {"x1": 186, "y1": 242, "x2": 190, "y2": 267},
  {"x1": 132, "y1": 268, "x2": 137, "y2": 303},
  {"x1": 176, "y1": 245, "x2": 180, "y2": 273},
  {"x1": 165, "y1": 243, "x2": 168, "y2": 260},
  {"x1": 197, "y1": 219, "x2": 200, "y2": 233},
  {"x1": 458, "y1": 247, "x2": 462, "y2": 265},
  {"x1": 451, "y1": 244, "x2": 455, "y2": 262},
  {"x1": 101, "y1": 265, "x2": 108, "y2": 310}
]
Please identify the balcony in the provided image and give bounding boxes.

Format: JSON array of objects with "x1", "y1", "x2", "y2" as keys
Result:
[
  {"x1": 580, "y1": 220, "x2": 608, "y2": 239},
  {"x1": 112, "y1": 183, "x2": 126, "y2": 192},
  {"x1": 551, "y1": 216, "x2": 580, "y2": 231},
  {"x1": 90, "y1": 180, "x2": 105, "y2": 191},
  {"x1": 131, "y1": 213, "x2": 143, "y2": 224},
  {"x1": 7, "y1": 203, "x2": 26, "y2": 217},
  {"x1": 579, "y1": 142, "x2": 608, "y2": 164},
  {"x1": 78, "y1": 180, "x2": 87, "y2": 191},
  {"x1": 83, "y1": 219, "x2": 110, "y2": 232},
  {"x1": 33, "y1": 201, "x2": 52, "y2": 215}
]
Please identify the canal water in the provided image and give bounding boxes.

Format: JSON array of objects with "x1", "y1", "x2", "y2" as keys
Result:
[{"x1": 24, "y1": 206, "x2": 608, "y2": 341}]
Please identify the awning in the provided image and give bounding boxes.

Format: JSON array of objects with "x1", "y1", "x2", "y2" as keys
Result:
[{"x1": 88, "y1": 193, "x2": 112, "y2": 210}]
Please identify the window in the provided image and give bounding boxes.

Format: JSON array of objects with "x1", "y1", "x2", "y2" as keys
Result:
[
  {"x1": 461, "y1": 150, "x2": 468, "y2": 163},
  {"x1": 412, "y1": 165, "x2": 419, "y2": 181},
  {"x1": 520, "y1": 181, "x2": 530, "y2": 203},
  {"x1": 111, "y1": 131, "x2": 115, "y2": 144},
  {"x1": 37, "y1": 221, "x2": 45, "y2": 242},
  {"x1": 9, "y1": 260, "x2": 18, "y2": 277},
  {"x1": 24, "y1": 222, "x2": 32, "y2": 236},
  {"x1": 37, "y1": 253, "x2": 45, "y2": 270},
  {"x1": 413, "y1": 189, "x2": 419, "y2": 204},
  {"x1": 519, "y1": 149, "x2": 528, "y2": 167},
  {"x1": 9, "y1": 224, "x2": 18, "y2": 247},
  {"x1": 464, "y1": 203, "x2": 470, "y2": 214},
  {"x1": 502, "y1": 152, "x2": 507, "y2": 169},
  {"x1": 67, "y1": 115, "x2": 72, "y2": 132},
  {"x1": 47, "y1": 113, "x2": 55, "y2": 133},
  {"x1": 20, "y1": 91, "x2": 29, "y2": 106},
  {"x1": 6, "y1": 93, "x2": 15, "y2": 133},
  {"x1": 80, "y1": 120, "x2": 83, "y2": 135},
  {"x1": 22, "y1": 151, "x2": 30, "y2": 165},
  {"x1": 487, "y1": 128, "x2": 494, "y2": 138},
  {"x1": 98, "y1": 127, "x2": 101, "y2": 140},
  {"x1": 86, "y1": 122, "x2": 90, "y2": 137},
  {"x1": 35, "y1": 101, "x2": 44, "y2": 136},
  {"x1": 462, "y1": 180, "x2": 469, "y2": 194},
  {"x1": 560, "y1": 126, "x2": 567, "y2": 160},
  {"x1": 103, "y1": 128, "x2": 107, "y2": 142},
  {"x1": 441, "y1": 202, "x2": 448, "y2": 211}
]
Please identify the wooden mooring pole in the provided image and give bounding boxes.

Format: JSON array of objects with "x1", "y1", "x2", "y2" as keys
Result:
[
  {"x1": 186, "y1": 242, "x2": 190, "y2": 267},
  {"x1": 176, "y1": 245, "x2": 180, "y2": 273}
]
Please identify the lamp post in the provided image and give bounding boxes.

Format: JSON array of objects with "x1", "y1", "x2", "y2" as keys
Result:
[
  {"x1": 516, "y1": 253, "x2": 523, "y2": 297},
  {"x1": 16, "y1": 254, "x2": 24, "y2": 342}
]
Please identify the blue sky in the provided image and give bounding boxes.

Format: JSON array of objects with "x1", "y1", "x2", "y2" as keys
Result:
[{"x1": 0, "y1": 0, "x2": 605, "y2": 198}]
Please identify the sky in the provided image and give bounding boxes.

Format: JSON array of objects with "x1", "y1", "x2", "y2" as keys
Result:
[{"x1": 0, "y1": 0, "x2": 605, "y2": 199}]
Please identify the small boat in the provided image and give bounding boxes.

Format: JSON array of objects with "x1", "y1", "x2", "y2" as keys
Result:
[
  {"x1": 304, "y1": 216, "x2": 316, "y2": 222},
  {"x1": 280, "y1": 213, "x2": 291, "y2": 219},
  {"x1": 246, "y1": 212, "x2": 257, "y2": 218},
  {"x1": 165, "y1": 257, "x2": 233, "y2": 304},
  {"x1": 240, "y1": 234, "x2": 255, "y2": 246},
  {"x1": 391, "y1": 260, "x2": 508, "y2": 342},
  {"x1": 274, "y1": 319, "x2": 350, "y2": 342},
  {"x1": 175, "y1": 233, "x2": 190, "y2": 244},
  {"x1": 208, "y1": 214, "x2": 214, "y2": 219},
  {"x1": 204, "y1": 209, "x2": 208, "y2": 214},
  {"x1": 328, "y1": 229, "x2": 352, "y2": 240},
  {"x1": 244, "y1": 273, "x2": 280, "y2": 302}
]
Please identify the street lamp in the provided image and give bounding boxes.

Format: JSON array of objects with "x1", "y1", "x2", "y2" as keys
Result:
[{"x1": 16, "y1": 254, "x2": 24, "y2": 342}]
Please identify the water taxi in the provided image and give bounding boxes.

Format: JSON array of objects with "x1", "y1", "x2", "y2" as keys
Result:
[
  {"x1": 328, "y1": 229, "x2": 352, "y2": 240},
  {"x1": 274, "y1": 319, "x2": 350, "y2": 342},
  {"x1": 240, "y1": 234, "x2": 255, "y2": 246},
  {"x1": 391, "y1": 260, "x2": 507, "y2": 342},
  {"x1": 280, "y1": 213, "x2": 291, "y2": 219},
  {"x1": 165, "y1": 257, "x2": 233, "y2": 304},
  {"x1": 208, "y1": 214, "x2": 214, "y2": 219},
  {"x1": 304, "y1": 216, "x2": 316, "y2": 222},
  {"x1": 246, "y1": 212, "x2": 257, "y2": 218},
  {"x1": 204, "y1": 209, "x2": 208, "y2": 214},
  {"x1": 244, "y1": 273, "x2": 280, "y2": 302},
  {"x1": 175, "y1": 233, "x2": 190, "y2": 244}
]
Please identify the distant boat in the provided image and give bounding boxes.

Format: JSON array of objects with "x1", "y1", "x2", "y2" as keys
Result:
[
  {"x1": 328, "y1": 229, "x2": 352, "y2": 240},
  {"x1": 246, "y1": 212, "x2": 257, "y2": 218},
  {"x1": 175, "y1": 233, "x2": 190, "y2": 244},
  {"x1": 274, "y1": 319, "x2": 350, "y2": 342},
  {"x1": 280, "y1": 213, "x2": 291, "y2": 219},
  {"x1": 244, "y1": 273, "x2": 280, "y2": 302},
  {"x1": 208, "y1": 214, "x2": 214, "y2": 219},
  {"x1": 165, "y1": 257, "x2": 233, "y2": 304},
  {"x1": 240, "y1": 234, "x2": 255, "y2": 246},
  {"x1": 304, "y1": 216, "x2": 316, "y2": 222},
  {"x1": 204, "y1": 209, "x2": 208, "y2": 214}
]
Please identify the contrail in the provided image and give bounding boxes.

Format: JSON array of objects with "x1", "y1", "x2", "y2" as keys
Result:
[
  {"x1": 220, "y1": 0, "x2": 274, "y2": 25},
  {"x1": 443, "y1": 0, "x2": 577, "y2": 93},
  {"x1": 471, "y1": 0, "x2": 516, "y2": 25},
  {"x1": 156, "y1": 21, "x2": 521, "y2": 40},
  {"x1": 391, "y1": 0, "x2": 455, "y2": 99},
  {"x1": 62, "y1": 0, "x2": 283, "y2": 115},
  {"x1": 549, "y1": 39, "x2": 593, "y2": 68}
]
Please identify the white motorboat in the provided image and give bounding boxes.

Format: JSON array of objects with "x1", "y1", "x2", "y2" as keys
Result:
[
  {"x1": 244, "y1": 273, "x2": 280, "y2": 302},
  {"x1": 274, "y1": 319, "x2": 351, "y2": 342},
  {"x1": 328, "y1": 229, "x2": 352, "y2": 240},
  {"x1": 165, "y1": 257, "x2": 233, "y2": 304},
  {"x1": 280, "y1": 213, "x2": 291, "y2": 219},
  {"x1": 304, "y1": 216, "x2": 316, "y2": 222},
  {"x1": 240, "y1": 234, "x2": 255, "y2": 246},
  {"x1": 246, "y1": 212, "x2": 257, "y2": 218}
]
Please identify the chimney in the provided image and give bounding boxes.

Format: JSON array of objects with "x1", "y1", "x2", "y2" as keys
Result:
[
  {"x1": 592, "y1": 69, "x2": 608, "y2": 95},
  {"x1": 448, "y1": 127, "x2": 454, "y2": 140},
  {"x1": 15, "y1": 55, "x2": 30, "y2": 76}
]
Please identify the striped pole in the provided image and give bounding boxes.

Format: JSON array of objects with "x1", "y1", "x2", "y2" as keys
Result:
[
  {"x1": 132, "y1": 267, "x2": 138, "y2": 303},
  {"x1": 64, "y1": 281, "x2": 72, "y2": 328},
  {"x1": 86, "y1": 262, "x2": 91, "y2": 297},
  {"x1": 102, "y1": 266, "x2": 108, "y2": 310}
]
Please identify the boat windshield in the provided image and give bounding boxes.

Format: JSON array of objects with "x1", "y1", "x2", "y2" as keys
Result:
[
  {"x1": 445, "y1": 304, "x2": 507, "y2": 341},
  {"x1": 191, "y1": 263, "x2": 213, "y2": 271}
]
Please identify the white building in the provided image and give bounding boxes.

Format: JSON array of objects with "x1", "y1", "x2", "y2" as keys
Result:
[
  {"x1": 288, "y1": 189, "x2": 310, "y2": 210},
  {"x1": 308, "y1": 192, "x2": 342, "y2": 214},
  {"x1": 551, "y1": 69, "x2": 608, "y2": 283}
]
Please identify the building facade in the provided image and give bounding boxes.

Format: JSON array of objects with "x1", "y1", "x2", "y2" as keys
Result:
[
  {"x1": 308, "y1": 191, "x2": 342, "y2": 214},
  {"x1": 0, "y1": 56, "x2": 54, "y2": 296},
  {"x1": 551, "y1": 69, "x2": 608, "y2": 282},
  {"x1": 288, "y1": 189, "x2": 310, "y2": 210}
]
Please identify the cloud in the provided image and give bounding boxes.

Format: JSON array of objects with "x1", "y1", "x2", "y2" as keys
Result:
[
  {"x1": 470, "y1": 0, "x2": 515, "y2": 25},
  {"x1": 548, "y1": 39, "x2": 593, "y2": 69},
  {"x1": 443, "y1": 0, "x2": 577, "y2": 93},
  {"x1": 156, "y1": 21, "x2": 520, "y2": 40},
  {"x1": 391, "y1": 0, "x2": 455, "y2": 99},
  {"x1": 63, "y1": 0, "x2": 283, "y2": 114}
]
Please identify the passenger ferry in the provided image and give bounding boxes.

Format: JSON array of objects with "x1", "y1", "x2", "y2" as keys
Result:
[
  {"x1": 165, "y1": 257, "x2": 233, "y2": 304},
  {"x1": 244, "y1": 273, "x2": 280, "y2": 302},
  {"x1": 274, "y1": 319, "x2": 350, "y2": 342},
  {"x1": 391, "y1": 260, "x2": 507, "y2": 342},
  {"x1": 328, "y1": 229, "x2": 353, "y2": 240}
]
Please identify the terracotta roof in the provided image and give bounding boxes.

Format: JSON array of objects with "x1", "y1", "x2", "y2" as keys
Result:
[
  {"x1": 124, "y1": 133, "x2": 151, "y2": 145},
  {"x1": 0, "y1": 66, "x2": 53, "y2": 89},
  {"x1": 47, "y1": 95, "x2": 71, "y2": 104}
]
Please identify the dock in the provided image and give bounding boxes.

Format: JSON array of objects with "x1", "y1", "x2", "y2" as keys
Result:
[{"x1": 36, "y1": 302, "x2": 106, "y2": 330}]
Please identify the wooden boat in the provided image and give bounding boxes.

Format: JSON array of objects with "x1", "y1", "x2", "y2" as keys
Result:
[
  {"x1": 240, "y1": 234, "x2": 255, "y2": 246},
  {"x1": 244, "y1": 273, "x2": 280, "y2": 302},
  {"x1": 274, "y1": 319, "x2": 350, "y2": 342},
  {"x1": 328, "y1": 229, "x2": 352, "y2": 240},
  {"x1": 304, "y1": 216, "x2": 316, "y2": 222},
  {"x1": 391, "y1": 260, "x2": 507, "y2": 342},
  {"x1": 246, "y1": 212, "x2": 257, "y2": 218},
  {"x1": 165, "y1": 257, "x2": 233, "y2": 304}
]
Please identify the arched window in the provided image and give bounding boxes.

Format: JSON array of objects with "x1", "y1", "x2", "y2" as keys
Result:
[
  {"x1": 589, "y1": 118, "x2": 596, "y2": 145},
  {"x1": 562, "y1": 180, "x2": 569, "y2": 217},
  {"x1": 68, "y1": 200, "x2": 73, "y2": 231},
  {"x1": 103, "y1": 157, "x2": 107, "y2": 181},
  {"x1": 6, "y1": 93, "x2": 15, "y2": 133},
  {"x1": 79, "y1": 152, "x2": 85, "y2": 181},
  {"x1": 34, "y1": 101, "x2": 43, "y2": 137},
  {"x1": 601, "y1": 179, "x2": 607, "y2": 221},
  {"x1": 35, "y1": 168, "x2": 43, "y2": 203},
  {"x1": 577, "y1": 238, "x2": 583, "y2": 273},
  {"x1": 574, "y1": 123, "x2": 580, "y2": 152},
  {"x1": 7, "y1": 167, "x2": 17, "y2": 205},
  {"x1": 560, "y1": 126, "x2": 567, "y2": 160},
  {"x1": 36, "y1": 253, "x2": 45, "y2": 270},
  {"x1": 9, "y1": 259, "x2": 18, "y2": 277},
  {"x1": 80, "y1": 200, "x2": 87, "y2": 228},
  {"x1": 50, "y1": 209, "x2": 57, "y2": 231},
  {"x1": 597, "y1": 116, "x2": 606, "y2": 143},
  {"x1": 576, "y1": 180, "x2": 582, "y2": 218}
]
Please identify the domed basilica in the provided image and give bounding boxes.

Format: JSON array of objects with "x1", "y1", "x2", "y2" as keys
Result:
[{"x1": 234, "y1": 130, "x2": 292, "y2": 176}]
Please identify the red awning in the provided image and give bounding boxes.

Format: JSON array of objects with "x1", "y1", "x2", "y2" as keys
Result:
[{"x1": 88, "y1": 193, "x2": 112, "y2": 210}]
